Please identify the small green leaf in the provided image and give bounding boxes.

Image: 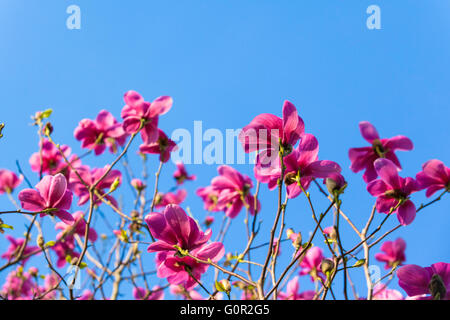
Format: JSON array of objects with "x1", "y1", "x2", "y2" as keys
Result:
[
  {"x1": 79, "y1": 262, "x2": 88, "y2": 269},
  {"x1": 0, "y1": 224, "x2": 14, "y2": 230},
  {"x1": 353, "y1": 259, "x2": 366, "y2": 268},
  {"x1": 215, "y1": 281, "x2": 225, "y2": 292},
  {"x1": 45, "y1": 240, "x2": 56, "y2": 247},
  {"x1": 40, "y1": 109, "x2": 53, "y2": 119}
]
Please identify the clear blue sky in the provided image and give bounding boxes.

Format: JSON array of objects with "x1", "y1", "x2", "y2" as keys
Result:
[{"x1": 0, "y1": 0, "x2": 449, "y2": 299}]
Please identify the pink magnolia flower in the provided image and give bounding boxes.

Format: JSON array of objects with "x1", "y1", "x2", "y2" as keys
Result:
[
  {"x1": 239, "y1": 100, "x2": 305, "y2": 158},
  {"x1": 278, "y1": 276, "x2": 315, "y2": 300},
  {"x1": 69, "y1": 166, "x2": 122, "y2": 207},
  {"x1": 169, "y1": 285, "x2": 211, "y2": 300},
  {"x1": 133, "y1": 286, "x2": 165, "y2": 300},
  {"x1": 416, "y1": 159, "x2": 450, "y2": 197},
  {"x1": 209, "y1": 165, "x2": 260, "y2": 219},
  {"x1": 77, "y1": 290, "x2": 95, "y2": 300},
  {"x1": 51, "y1": 236, "x2": 79, "y2": 268},
  {"x1": 349, "y1": 121, "x2": 413, "y2": 183},
  {"x1": 173, "y1": 162, "x2": 196, "y2": 185},
  {"x1": 299, "y1": 246, "x2": 325, "y2": 282},
  {"x1": 1, "y1": 235, "x2": 39, "y2": 264},
  {"x1": 74, "y1": 110, "x2": 128, "y2": 155},
  {"x1": 121, "y1": 90, "x2": 173, "y2": 144},
  {"x1": 196, "y1": 186, "x2": 221, "y2": 212},
  {"x1": 29, "y1": 139, "x2": 75, "y2": 176},
  {"x1": 372, "y1": 284, "x2": 403, "y2": 300},
  {"x1": 38, "y1": 273, "x2": 60, "y2": 300},
  {"x1": 375, "y1": 238, "x2": 406, "y2": 269},
  {"x1": 397, "y1": 262, "x2": 450, "y2": 300},
  {"x1": 256, "y1": 134, "x2": 341, "y2": 199},
  {"x1": 18, "y1": 173, "x2": 74, "y2": 225},
  {"x1": 139, "y1": 129, "x2": 177, "y2": 163},
  {"x1": 1, "y1": 267, "x2": 39, "y2": 300},
  {"x1": 55, "y1": 211, "x2": 98, "y2": 243},
  {"x1": 145, "y1": 204, "x2": 225, "y2": 290},
  {"x1": 0, "y1": 169, "x2": 22, "y2": 194},
  {"x1": 154, "y1": 189, "x2": 187, "y2": 209},
  {"x1": 367, "y1": 158, "x2": 420, "y2": 226}
]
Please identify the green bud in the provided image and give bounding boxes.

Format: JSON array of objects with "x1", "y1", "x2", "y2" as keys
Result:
[
  {"x1": 321, "y1": 259, "x2": 335, "y2": 275},
  {"x1": 429, "y1": 274, "x2": 446, "y2": 300}
]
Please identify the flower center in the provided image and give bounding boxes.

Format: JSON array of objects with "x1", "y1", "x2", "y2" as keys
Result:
[{"x1": 372, "y1": 139, "x2": 387, "y2": 158}]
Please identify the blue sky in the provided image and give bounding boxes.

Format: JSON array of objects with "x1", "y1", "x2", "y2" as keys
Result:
[{"x1": 0, "y1": 0, "x2": 449, "y2": 299}]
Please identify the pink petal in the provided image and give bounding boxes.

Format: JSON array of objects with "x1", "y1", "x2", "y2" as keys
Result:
[
  {"x1": 374, "y1": 158, "x2": 401, "y2": 189},
  {"x1": 359, "y1": 121, "x2": 380, "y2": 143},
  {"x1": 367, "y1": 179, "x2": 389, "y2": 196},
  {"x1": 18, "y1": 189, "x2": 45, "y2": 211},
  {"x1": 397, "y1": 264, "x2": 431, "y2": 297},
  {"x1": 385, "y1": 136, "x2": 414, "y2": 151},
  {"x1": 397, "y1": 200, "x2": 416, "y2": 226}
]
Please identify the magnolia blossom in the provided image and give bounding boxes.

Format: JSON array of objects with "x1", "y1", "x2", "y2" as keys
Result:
[
  {"x1": 278, "y1": 276, "x2": 315, "y2": 300},
  {"x1": 74, "y1": 110, "x2": 127, "y2": 155},
  {"x1": 55, "y1": 211, "x2": 98, "y2": 243},
  {"x1": 196, "y1": 186, "x2": 221, "y2": 212},
  {"x1": 239, "y1": 100, "x2": 305, "y2": 157},
  {"x1": 372, "y1": 284, "x2": 403, "y2": 300},
  {"x1": 69, "y1": 166, "x2": 122, "y2": 207},
  {"x1": 367, "y1": 158, "x2": 420, "y2": 226},
  {"x1": 397, "y1": 262, "x2": 450, "y2": 300},
  {"x1": 139, "y1": 129, "x2": 177, "y2": 163},
  {"x1": 77, "y1": 290, "x2": 95, "y2": 300},
  {"x1": 29, "y1": 139, "x2": 80, "y2": 177},
  {"x1": 349, "y1": 121, "x2": 413, "y2": 183},
  {"x1": 0, "y1": 169, "x2": 22, "y2": 194},
  {"x1": 1, "y1": 236, "x2": 39, "y2": 264},
  {"x1": 169, "y1": 285, "x2": 213, "y2": 300},
  {"x1": 121, "y1": 90, "x2": 173, "y2": 143},
  {"x1": 255, "y1": 134, "x2": 341, "y2": 199},
  {"x1": 208, "y1": 165, "x2": 260, "y2": 219},
  {"x1": 375, "y1": 238, "x2": 406, "y2": 269},
  {"x1": 51, "y1": 237, "x2": 80, "y2": 268},
  {"x1": 18, "y1": 174, "x2": 74, "y2": 225},
  {"x1": 416, "y1": 159, "x2": 450, "y2": 197},
  {"x1": 145, "y1": 204, "x2": 224, "y2": 290},
  {"x1": 133, "y1": 286, "x2": 164, "y2": 300},
  {"x1": 299, "y1": 246, "x2": 325, "y2": 282},
  {"x1": 154, "y1": 189, "x2": 187, "y2": 209},
  {"x1": 1, "y1": 267, "x2": 39, "y2": 300},
  {"x1": 173, "y1": 162, "x2": 196, "y2": 185}
]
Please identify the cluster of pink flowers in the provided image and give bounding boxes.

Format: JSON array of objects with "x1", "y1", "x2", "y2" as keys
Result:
[{"x1": 0, "y1": 90, "x2": 448, "y2": 301}]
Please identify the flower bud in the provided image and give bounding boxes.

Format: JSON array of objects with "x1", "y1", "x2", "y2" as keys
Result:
[
  {"x1": 37, "y1": 234, "x2": 45, "y2": 248},
  {"x1": 286, "y1": 228, "x2": 295, "y2": 240},
  {"x1": 219, "y1": 279, "x2": 231, "y2": 293},
  {"x1": 43, "y1": 122, "x2": 53, "y2": 136},
  {"x1": 28, "y1": 267, "x2": 38, "y2": 277},
  {"x1": 321, "y1": 259, "x2": 335, "y2": 275},
  {"x1": 429, "y1": 274, "x2": 447, "y2": 300},
  {"x1": 323, "y1": 226, "x2": 337, "y2": 241},
  {"x1": 325, "y1": 173, "x2": 347, "y2": 196},
  {"x1": 204, "y1": 216, "x2": 215, "y2": 227},
  {"x1": 131, "y1": 179, "x2": 146, "y2": 191},
  {"x1": 292, "y1": 232, "x2": 302, "y2": 250}
]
